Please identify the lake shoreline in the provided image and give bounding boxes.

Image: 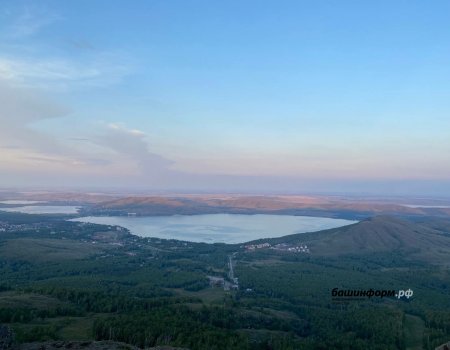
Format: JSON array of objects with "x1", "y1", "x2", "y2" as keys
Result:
[{"x1": 70, "y1": 213, "x2": 357, "y2": 244}]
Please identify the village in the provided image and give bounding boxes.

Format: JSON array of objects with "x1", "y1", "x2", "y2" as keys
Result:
[
  {"x1": 244, "y1": 242, "x2": 310, "y2": 253},
  {"x1": 0, "y1": 221, "x2": 48, "y2": 233}
]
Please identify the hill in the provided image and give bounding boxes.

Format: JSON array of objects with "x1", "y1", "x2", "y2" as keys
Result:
[
  {"x1": 85, "y1": 195, "x2": 450, "y2": 219},
  {"x1": 277, "y1": 216, "x2": 450, "y2": 264}
]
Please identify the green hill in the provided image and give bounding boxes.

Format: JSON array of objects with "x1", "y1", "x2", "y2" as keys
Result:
[{"x1": 272, "y1": 216, "x2": 450, "y2": 264}]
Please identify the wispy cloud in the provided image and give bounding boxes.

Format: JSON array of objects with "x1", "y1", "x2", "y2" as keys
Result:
[
  {"x1": 0, "y1": 78, "x2": 175, "y2": 182},
  {"x1": 3, "y1": 5, "x2": 61, "y2": 38},
  {"x1": 95, "y1": 123, "x2": 174, "y2": 177},
  {"x1": 0, "y1": 54, "x2": 131, "y2": 90},
  {"x1": 0, "y1": 79, "x2": 110, "y2": 169},
  {"x1": 0, "y1": 3, "x2": 175, "y2": 185},
  {"x1": 0, "y1": 5, "x2": 131, "y2": 91}
]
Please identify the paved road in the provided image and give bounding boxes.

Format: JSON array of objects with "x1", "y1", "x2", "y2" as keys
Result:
[{"x1": 228, "y1": 255, "x2": 234, "y2": 280}]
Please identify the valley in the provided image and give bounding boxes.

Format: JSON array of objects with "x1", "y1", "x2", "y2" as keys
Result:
[{"x1": 0, "y1": 209, "x2": 449, "y2": 349}]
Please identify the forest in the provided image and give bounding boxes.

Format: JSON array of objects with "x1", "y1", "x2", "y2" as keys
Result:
[{"x1": 0, "y1": 211, "x2": 449, "y2": 349}]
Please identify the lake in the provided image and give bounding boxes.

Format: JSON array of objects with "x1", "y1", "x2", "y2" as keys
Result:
[
  {"x1": 0, "y1": 200, "x2": 44, "y2": 205},
  {"x1": 402, "y1": 204, "x2": 450, "y2": 208},
  {"x1": 0, "y1": 205, "x2": 81, "y2": 214},
  {"x1": 71, "y1": 214, "x2": 357, "y2": 244}
]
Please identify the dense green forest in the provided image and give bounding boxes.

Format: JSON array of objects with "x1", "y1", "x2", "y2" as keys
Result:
[{"x1": 0, "y1": 211, "x2": 449, "y2": 349}]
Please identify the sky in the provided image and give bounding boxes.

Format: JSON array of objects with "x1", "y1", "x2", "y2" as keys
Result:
[{"x1": 0, "y1": 0, "x2": 450, "y2": 195}]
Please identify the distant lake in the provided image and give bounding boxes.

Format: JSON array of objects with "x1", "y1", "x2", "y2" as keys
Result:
[
  {"x1": 71, "y1": 214, "x2": 357, "y2": 244},
  {"x1": 0, "y1": 200, "x2": 44, "y2": 205},
  {"x1": 402, "y1": 204, "x2": 450, "y2": 208},
  {"x1": 1, "y1": 205, "x2": 80, "y2": 214}
]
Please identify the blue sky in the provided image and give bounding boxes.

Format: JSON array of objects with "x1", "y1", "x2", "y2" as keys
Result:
[{"x1": 1, "y1": 0, "x2": 450, "y2": 194}]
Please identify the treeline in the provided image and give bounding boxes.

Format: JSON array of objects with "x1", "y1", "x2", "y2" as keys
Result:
[
  {"x1": 0, "y1": 306, "x2": 82, "y2": 323},
  {"x1": 92, "y1": 305, "x2": 306, "y2": 350},
  {"x1": 423, "y1": 310, "x2": 450, "y2": 350},
  {"x1": 28, "y1": 287, "x2": 201, "y2": 314},
  {"x1": 92, "y1": 304, "x2": 406, "y2": 350}
]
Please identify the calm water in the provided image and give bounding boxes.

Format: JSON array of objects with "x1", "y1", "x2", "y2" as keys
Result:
[
  {"x1": 71, "y1": 214, "x2": 357, "y2": 244},
  {"x1": 402, "y1": 204, "x2": 450, "y2": 208},
  {"x1": 0, "y1": 200, "x2": 44, "y2": 205},
  {"x1": 1, "y1": 205, "x2": 80, "y2": 214}
]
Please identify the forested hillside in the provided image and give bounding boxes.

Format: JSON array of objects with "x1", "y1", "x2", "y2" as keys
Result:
[{"x1": 0, "y1": 211, "x2": 449, "y2": 349}]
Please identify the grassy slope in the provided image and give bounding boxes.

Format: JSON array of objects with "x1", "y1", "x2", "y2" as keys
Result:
[
  {"x1": 0, "y1": 239, "x2": 103, "y2": 262},
  {"x1": 256, "y1": 216, "x2": 450, "y2": 265},
  {"x1": 403, "y1": 314, "x2": 425, "y2": 350}
]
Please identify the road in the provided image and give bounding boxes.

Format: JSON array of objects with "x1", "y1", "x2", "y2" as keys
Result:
[
  {"x1": 228, "y1": 252, "x2": 238, "y2": 287},
  {"x1": 228, "y1": 255, "x2": 234, "y2": 280}
]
